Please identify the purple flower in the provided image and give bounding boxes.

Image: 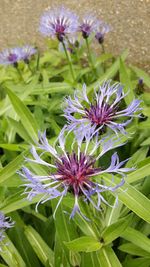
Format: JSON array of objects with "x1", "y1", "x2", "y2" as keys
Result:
[
  {"x1": 95, "y1": 22, "x2": 110, "y2": 44},
  {"x1": 39, "y1": 6, "x2": 79, "y2": 42},
  {"x1": 0, "y1": 212, "x2": 14, "y2": 249},
  {"x1": 20, "y1": 45, "x2": 37, "y2": 63},
  {"x1": 79, "y1": 14, "x2": 101, "y2": 39},
  {"x1": 0, "y1": 45, "x2": 36, "y2": 66},
  {"x1": 64, "y1": 81, "x2": 142, "y2": 136},
  {"x1": 18, "y1": 128, "x2": 132, "y2": 219},
  {"x1": 0, "y1": 47, "x2": 22, "y2": 66}
]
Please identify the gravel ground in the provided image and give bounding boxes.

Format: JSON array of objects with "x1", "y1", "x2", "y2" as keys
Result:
[{"x1": 0, "y1": 0, "x2": 149, "y2": 72}]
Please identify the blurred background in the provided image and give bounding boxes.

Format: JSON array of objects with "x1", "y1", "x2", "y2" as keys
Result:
[{"x1": 0, "y1": 0, "x2": 149, "y2": 72}]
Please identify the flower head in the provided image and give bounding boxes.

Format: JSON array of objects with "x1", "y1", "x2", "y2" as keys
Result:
[
  {"x1": 0, "y1": 212, "x2": 14, "y2": 249},
  {"x1": 39, "y1": 6, "x2": 79, "y2": 42},
  {"x1": 64, "y1": 81, "x2": 142, "y2": 136},
  {"x1": 20, "y1": 45, "x2": 37, "y2": 63},
  {"x1": 79, "y1": 14, "x2": 101, "y2": 39},
  {"x1": 0, "y1": 47, "x2": 22, "y2": 66},
  {"x1": 19, "y1": 129, "x2": 132, "y2": 219},
  {"x1": 95, "y1": 22, "x2": 110, "y2": 44}
]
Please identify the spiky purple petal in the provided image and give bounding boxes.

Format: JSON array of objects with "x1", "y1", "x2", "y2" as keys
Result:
[
  {"x1": 0, "y1": 212, "x2": 14, "y2": 249},
  {"x1": 64, "y1": 80, "x2": 142, "y2": 136},
  {"x1": 79, "y1": 14, "x2": 101, "y2": 38},
  {"x1": 39, "y1": 6, "x2": 79, "y2": 42},
  {"x1": 19, "y1": 130, "x2": 132, "y2": 219}
]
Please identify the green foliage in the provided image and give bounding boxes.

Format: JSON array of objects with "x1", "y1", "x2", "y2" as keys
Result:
[{"x1": 0, "y1": 34, "x2": 149, "y2": 267}]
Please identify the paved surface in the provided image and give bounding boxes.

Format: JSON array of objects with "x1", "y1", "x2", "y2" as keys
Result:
[{"x1": 0, "y1": 0, "x2": 150, "y2": 72}]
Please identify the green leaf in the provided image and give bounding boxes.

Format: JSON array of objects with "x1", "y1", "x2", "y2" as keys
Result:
[
  {"x1": 7, "y1": 117, "x2": 34, "y2": 144},
  {"x1": 6, "y1": 88, "x2": 38, "y2": 142},
  {"x1": 127, "y1": 157, "x2": 150, "y2": 183},
  {"x1": 120, "y1": 59, "x2": 134, "y2": 104},
  {"x1": 65, "y1": 236, "x2": 102, "y2": 252},
  {"x1": 123, "y1": 257, "x2": 150, "y2": 267},
  {"x1": 81, "y1": 252, "x2": 101, "y2": 267},
  {"x1": 130, "y1": 65, "x2": 150, "y2": 88},
  {"x1": 97, "y1": 247, "x2": 122, "y2": 267},
  {"x1": 121, "y1": 227, "x2": 150, "y2": 254},
  {"x1": 101, "y1": 214, "x2": 132, "y2": 245},
  {"x1": 0, "y1": 151, "x2": 28, "y2": 184},
  {"x1": 118, "y1": 243, "x2": 150, "y2": 257},
  {"x1": 141, "y1": 137, "x2": 150, "y2": 146},
  {"x1": 51, "y1": 201, "x2": 78, "y2": 265},
  {"x1": 0, "y1": 191, "x2": 41, "y2": 214},
  {"x1": 32, "y1": 82, "x2": 73, "y2": 95},
  {"x1": 88, "y1": 50, "x2": 128, "y2": 93},
  {"x1": 0, "y1": 234, "x2": 26, "y2": 267},
  {"x1": 51, "y1": 201, "x2": 77, "y2": 242},
  {"x1": 126, "y1": 147, "x2": 149, "y2": 168},
  {"x1": 100, "y1": 175, "x2": 150, "y2": 223},
  {"x1": 24, "y1": 225, "x2": 54, "y2": 267},
  {"x1": 74, "y1": 213, "x2": 98, "y2": 238},
  {"x1": 0, "y1": 143, "x2": 23, "y2": 151}
]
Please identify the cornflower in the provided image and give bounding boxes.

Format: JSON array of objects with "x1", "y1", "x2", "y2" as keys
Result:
[
  {"x1": 20, "y1": 45, "x2": 37, "y2": 63},
  {"x1": 0, "y1": 47, "x2": 22, "y2": 66},
  {"x1": 0, "y1": 212, "x2": 14, "y2": 250},
  {"x1": 79, "y1": 14, "x2": 100, "y2": 39},
  {"x1": 64, "y1": 80, "x2": 142, "y2": 136},
  {"x1": 19, "y1": 128, "x2": 132, "y2": 219},
  {"x1": 39, "y1": 6, "x2": 79, "y2": 42},
  {"x1": 95, "y1": 22, "x2": 110, "y2": 44}
]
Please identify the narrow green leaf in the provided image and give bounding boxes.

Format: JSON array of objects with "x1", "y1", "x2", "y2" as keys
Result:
[
  {"x1": 51, "y1": 201, "x2": 77, "y2": 242},
  {"x1": 141, "y1": 137, "x2": 150, "y2": 146},
  {"x1": 65, "y1": 236, "x2": 102, "y2": 252},
  {"x1": 81, "y1": 252, "x2": 101, "y2": 267},
  {"x1": 88, "y1": 50, "x2": 128, "y2": 92},
  {"x1": 97, "y1": 247, "x2": 122, "y2": 267},
  {"x1": 0, "y1": 151, "x2": 28, "y2": 184},
  {"x1": 0, "y1": 234, "x2": 26, "y2": 267},
  {"x1": 130, "y1": 65, "x2": 150, "y2": 88},
  {"x1": 101, "y1": 214, "x2": 132, "y2": 245},
  {"x1": 0, "y1": 191, "x2": 41, "y2": 214},
  {"x1": 120, "y1": 59, "x2": 134, "y2": 104},
  {"x1": 118, "y1": 243, "x2": 150, "y2": 257},
  {"x1": 123, "y1": 257, "x2": 150, "y2": 267},
  {"x1": 127, "y1": 157, "x2": 150, "y2": 183},
  {"x1": 126, "y1": 147, "x2": 149, "y2": 168},
  {"x1": 0, "y1": 143, "x2": 22, "y2": 151},
  {"x1": 6, "y1": 88, "x2": 38, "y2": 141},
  {"x1": 100, "y1": 175, "x2": 150, "y2": 223},
  {"x1": 24, "y1": 226, "x2": 54, "y2": 267},
  {"x1": 7, "y1": 117, "x2": 34, "y2": 144},
  {"x1": 32, "y1": 83, "x2": 73, "y2": 95},
  {"x1": 74, "y1": 213, "x2": 97, "y2": 238},
  {"x1": 52, "y1": 201, "x2": 78, "y2": 265},
  {"x1": 121, "y1": 227, "x2": 150, "y2": 254},
  {"x1": 105, "y1": 200, "x2": 123, "y2": 226}
]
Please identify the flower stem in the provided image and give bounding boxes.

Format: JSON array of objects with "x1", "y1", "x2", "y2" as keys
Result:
[
  {"x1": 62, "y1": 41, "x2": 76, "y2": 83},
  {"x1": 101, "y1": 43, "x2": 105, "y2": 54},
  {"x1": 36, "y1": 48, "x2": 40, "y2": 71},
  {"x1": 27, "y1": 63, "x2": 34, "y2": 75},
  {"x1": 85, "y1": 38, "x2": 97, "y2": 77},
  {"x1": 16, "y1": 66, "x2": 24, "y2": 82},
  {"x1": 101, "y1": 43, "x2": 106, "y2": 72}
]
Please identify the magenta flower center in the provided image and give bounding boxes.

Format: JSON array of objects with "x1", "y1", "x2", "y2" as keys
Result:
[
  {"x1": 8, "y1": 53, "x2": 18, "y2": 63},
  {"x1": 55, "y1": 19, "x2": 66, "y2": 34},
  {"x1": 85, "y1": 103, "x2": 115, "y2": 125},
  {"x1": 55, "y1": 153, "x2": 98, "y2": 195},
  {"x1": 80, "y1": 23, "x2": 92, "y2": 38},
  {"x1": 51, "y1": 18, "x2": 67, "y2": 41}
]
